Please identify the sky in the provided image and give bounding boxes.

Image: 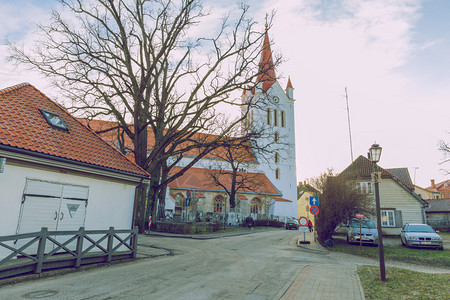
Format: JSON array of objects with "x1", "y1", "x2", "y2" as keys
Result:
[{"x1": 0, "y1": 0, "x2": 449, "y2": 188}]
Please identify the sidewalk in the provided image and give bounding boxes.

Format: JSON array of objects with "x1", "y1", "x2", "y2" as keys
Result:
[{"x1": 278, "y1": 231, "x2": 365, "y2": 300}]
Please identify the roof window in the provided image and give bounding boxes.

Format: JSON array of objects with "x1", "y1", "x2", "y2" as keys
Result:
[{"x1": 40, "y1": 110, "x2": 68, "y2": 131}]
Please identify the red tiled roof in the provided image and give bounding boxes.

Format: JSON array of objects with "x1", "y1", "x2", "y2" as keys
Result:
[
  {"x1": 0, "y1": 83, "x2": 148, "y2": 178},
  {"x1": 168, "y1": 167, "x2": 280, "y2": 195},
  {"x1": 273, "y1": 198, "x2": 292, "y2": 202},
  {"x1": 80, "y1": 119, "x2": 257, "y2": 163},
  {"x1": 428, "y1": 180, "x2": 450, "y2": 192}
]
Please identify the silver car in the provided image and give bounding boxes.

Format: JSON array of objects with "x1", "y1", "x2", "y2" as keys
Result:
[
  {"x1": 400, "y1": 223, "x2": 444, "y2": 250},
  {"x1": 347, "y1": 218, "x2": 378, "y2": 245}
]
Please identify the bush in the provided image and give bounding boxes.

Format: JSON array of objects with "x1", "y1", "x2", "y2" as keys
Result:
[
  {"x1": 253, "y1": 219, "x2": 284, "y2": 228},
  {"x1": 151, "y1": 222, "x2": 221, "y2": 234}
]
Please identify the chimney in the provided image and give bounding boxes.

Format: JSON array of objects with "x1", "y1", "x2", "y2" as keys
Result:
[
  {"x1": 431, "y1": 179, "x2": 435, "y2": 189},
  {"x1": 304, "y1": 181, "x2": 306, "y2": 185},
  {"x1": 298, "y1": 182, "x2": 303, "y2": 186}
]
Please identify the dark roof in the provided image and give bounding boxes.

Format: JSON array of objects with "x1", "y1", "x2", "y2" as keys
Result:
[
  {"x1": 426, "y1": 199, "x2": 450, "y2": 213},
  {"x1": 386, "y1": 168, "x2": 414, "y2": 191},
  {"x1": 297, "y1": 184, "x2": 318, "y2": 198},
  {"x1": 339, "y1": 155, "x2": 392, "y2": 178},
  {"x1": 0, "y1": 83, "x2": 148, "y2": 178}
]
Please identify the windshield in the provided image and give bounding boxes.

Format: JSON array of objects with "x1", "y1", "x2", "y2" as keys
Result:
[
  {"x1": 351, "y1": 219, "x2": 376, "y2": 229},
  {"x1": 406, "y1": 225, "x2": 435, "y2": 233}
]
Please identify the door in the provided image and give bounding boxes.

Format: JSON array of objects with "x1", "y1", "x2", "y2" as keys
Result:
[{"x1": 16, "y1": 179, "x2": 89, "y2": 254}]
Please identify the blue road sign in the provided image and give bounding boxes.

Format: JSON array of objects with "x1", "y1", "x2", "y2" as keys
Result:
[
  {"x1": 310, "y1": 206, "x2": 319, "y2": 215},
  {"x1": 310, "y1": 196, "x2": 319, "y2": 206},
  {"x1": 186, "y1": 198, "x2": 191, "y2": 207}
]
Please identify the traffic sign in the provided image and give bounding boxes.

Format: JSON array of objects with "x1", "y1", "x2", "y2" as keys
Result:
[
  {"x1": 355, "y1": 214, "x2": 365, "y2": 218},
  {"x1": 186, "y1": 191, "x2": 191, "y2": 198},
  {"x1": 298, "y1": 227, "x2": 309, "y2": 232},
  {"x1": 310, "y1": 196, "x2": 319, "y2": 206},
  {"x1": 186, "y1": 198, "x2": 191, "y2": 206},
  {"x1": 310, "y1": 206, "x2": 319, "y2": 215},
  {"x1": 298, "y1": 217, "x2": 308, "y2": 226}
]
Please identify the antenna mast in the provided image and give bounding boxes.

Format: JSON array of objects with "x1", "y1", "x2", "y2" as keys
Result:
[{"x1": 345, "y1": 87, "x2": 354, "y2": 162}]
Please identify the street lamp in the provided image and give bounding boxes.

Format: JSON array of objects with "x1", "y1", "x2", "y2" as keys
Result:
[{"x1": 369, "y1": 143, "x2": 386, "y2": 281}]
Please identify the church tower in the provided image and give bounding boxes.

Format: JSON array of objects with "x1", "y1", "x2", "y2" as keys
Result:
[{"x1": 241, "y1": 27, "x2": 298, "y2": 220}]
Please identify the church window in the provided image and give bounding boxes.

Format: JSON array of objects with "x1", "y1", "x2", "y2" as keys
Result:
[
  {"x1": 281, "y1": 111, "x2": 286, "y2": 127},
  {"x1": 275, "y1": 152, "x2": 279, "y2": 163},
  {"x1": 274, "y1": 109, "x2": 278, "y2": 126},
  {"x1": 275, "y1": 168, "x2": 280, "y2": 179},
  {"x1": 274, "y1": 131, "x2": 279, "y2": 142},
  {"x1": 250, "y1": 198, "x2": 261, "y2": 214},
  {"x1": 214, "y1": 196, "x2": 224, "y2": 212},
  {"x1": 267, "y1": 109, "x2": 271, "y2": 125}
]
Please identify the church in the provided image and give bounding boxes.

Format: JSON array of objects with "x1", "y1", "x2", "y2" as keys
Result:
[{"x1": 162, "y1": 28, "x2": 298, "y2": 224}]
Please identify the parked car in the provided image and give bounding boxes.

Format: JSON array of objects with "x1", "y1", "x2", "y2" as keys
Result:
[
  {"x1": 285, "y1": 219, "x2": 299, "y2": 230},
  {"x1": 346, "y1": 218, "x2": 378, "y2": 245},
  {"x1": 400, "y1": 223, "x2": 444, "y2": 250}
]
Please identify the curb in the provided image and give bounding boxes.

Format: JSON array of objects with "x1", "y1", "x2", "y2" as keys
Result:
[{"x1": 145, "y1": 228, "x2": 276, "y2": 240}]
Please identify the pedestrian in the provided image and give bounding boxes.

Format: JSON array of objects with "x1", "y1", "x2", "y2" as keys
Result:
[{"x1": 308, "y1": 219, "x2": 313, "y2": 232}]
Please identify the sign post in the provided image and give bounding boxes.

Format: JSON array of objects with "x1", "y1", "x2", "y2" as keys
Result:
[
  {"x1": 298, "y1": 217, "x2": 310, "y2": 244},
  {"x1": 355, "y1": 214, "x2": 365, "y2": 253}
]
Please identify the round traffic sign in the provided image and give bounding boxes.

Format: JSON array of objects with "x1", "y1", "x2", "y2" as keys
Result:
[
  {"x1": 310, "y1": 206, "x2": 319, "y2": 215},
  {"x1": 298, "y1": 217, "x2": 308, "y2": 226}
]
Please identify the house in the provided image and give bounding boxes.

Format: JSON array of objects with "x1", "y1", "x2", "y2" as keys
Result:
[
  {"x1": 0, "y1": 83, "x2": 149, "y2": 241},
  {"x1": 297, "y1": 181, "x2": 318, "y2": 226},
  {"x1": 83, "y1": 27, "x2": 298, "y2": 223},
  {"x1": 340, "y1": 155, "x2": 428, "y2": 235},
  {"x1": 414, "y1": 184, "x2": 440, "y2": 200},
  {"x1": 425, "y1": 198, "x2": 450, "y2": 231},
  {"x1": 428, "y1": 179, "x2": 450, "y2": 199}
]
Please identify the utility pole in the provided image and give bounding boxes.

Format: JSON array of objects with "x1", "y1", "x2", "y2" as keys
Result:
[{"x1": 345, "y1": 87, "x2": 354, "y2": 163}]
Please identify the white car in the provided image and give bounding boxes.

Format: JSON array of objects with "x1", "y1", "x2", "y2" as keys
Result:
[{"x1": 400, "y1": 223, "x2": 444, "y2": 250}]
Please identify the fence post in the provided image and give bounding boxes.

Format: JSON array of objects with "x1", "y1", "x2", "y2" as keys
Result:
[
  {"x1": 35, "y1": 227, "x2": 48, "y2": 274},
  {"x1": 75, "y1": 227, "x2": 85, "y2": 268},
  {"x1": 131, "y1": 226, "x2": 138, "y2": 258},
  {"x1": 107, "y1": 227, "x2": 114, "y2": 263}
]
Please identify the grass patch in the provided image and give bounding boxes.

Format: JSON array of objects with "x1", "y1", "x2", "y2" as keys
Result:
[
  {"x1": 357, "y1": 265, "x2": 450, "y2": 300},
  {"x1": 330, "y1": 238, "x2": 450, "y2": 268}
]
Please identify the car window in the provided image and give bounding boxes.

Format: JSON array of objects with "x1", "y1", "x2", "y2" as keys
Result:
[
  {"x1": 406, "y1": 225, "x2": 435, "y2": 233},
  {"x1": 350, "y1": 219, "x2": 376, "y2": 229}
]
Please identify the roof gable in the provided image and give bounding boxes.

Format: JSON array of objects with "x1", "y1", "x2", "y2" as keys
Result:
[
  {"x1": 339, "y1": 155, "x2": 392, "y2": 178},
  {"x1": 0, "y1": 83, "x2": 148, "y2": 178}
]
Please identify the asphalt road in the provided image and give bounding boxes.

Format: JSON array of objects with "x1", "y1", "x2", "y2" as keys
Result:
[
  {"x1": 0, "y1": 230, "x2": 346, "y2": 299},
  {"x1": 1, "y1": 230, "x2": 447, "y2": 299}
]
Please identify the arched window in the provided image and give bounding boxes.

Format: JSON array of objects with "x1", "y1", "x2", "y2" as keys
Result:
[
  {"x1": 250, "y1": 198, "x2": 261, "y2": 214},
  {"x1": 275, "y1": 152, "x2": 279, "y2": 163},
  {"x1": 274, "y1": 109, "x2": 278, "y2": 126},
  {"x1": 214, "y1": 195, "x2": 224, "y2": 212},
  {"x1": 175, "y1": 193, "x2": 185, "y2": 208},
  {"x1": 281, "y1": 110, "x2": 286, "y2": 127},
  {"x1": 275, "y1": 168, "x2": 280, "y2": 179},
  {"x1": 267, "y1": 108, "x2": 271, "y2": 125},
  {"x1": 274, "y1": 131, "x2": 279, "y2": 142}
]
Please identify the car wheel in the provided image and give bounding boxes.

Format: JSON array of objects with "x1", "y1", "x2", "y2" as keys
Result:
[
  {"x1": 401, "y1": 237, "x2": 405, "y2": 246},
  {"x1": 346, "y1": 235, "x2": 351, "y2": 244},
  {"x1": 439, "y1": 246, "x2": 444, "y2": 251}
]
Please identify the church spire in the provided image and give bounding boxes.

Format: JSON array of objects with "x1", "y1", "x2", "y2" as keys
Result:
[{"x1": 257, "y1": 25, "x2": 276, "y2": 92}]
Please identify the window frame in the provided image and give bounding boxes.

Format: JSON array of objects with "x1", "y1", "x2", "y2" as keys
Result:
[
  {"x1": 281, "y1": 110, "x2": 286, "y2": 127},
  {"x1": 381, "y1": 210, "x2": 395, "y2": 227}
]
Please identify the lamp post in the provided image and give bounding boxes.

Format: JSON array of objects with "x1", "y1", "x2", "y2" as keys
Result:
[{"x1": 369, "y1": 143, "x2": 386, "y2": 281}]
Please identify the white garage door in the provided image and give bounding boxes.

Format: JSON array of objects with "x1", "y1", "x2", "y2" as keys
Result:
[{"x1": 16, "y1": 180, "x2": 89, "y2": 253}]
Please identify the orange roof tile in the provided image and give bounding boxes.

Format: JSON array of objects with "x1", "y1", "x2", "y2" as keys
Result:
[
  {"x1": 80, "y1": 119, "x2": 257, "y2": 163},
  {"x1": 168, "y1": 167, "x2": 280, "y2": 195},
  {"x1": 0, "y1": 83, "x2": 148, "y2": 178},
  {"x1": 273, "y1": 198, "x2": 292, "y2": 202}
]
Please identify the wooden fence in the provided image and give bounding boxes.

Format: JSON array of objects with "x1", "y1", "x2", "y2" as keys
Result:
[{"x1": 0, "y1": 226, "x2": 138, "y2": 279}]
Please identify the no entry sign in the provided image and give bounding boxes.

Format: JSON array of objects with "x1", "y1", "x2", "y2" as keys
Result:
[{"x1": 298, "y1": 217, "x2": 308, "y2": 226}]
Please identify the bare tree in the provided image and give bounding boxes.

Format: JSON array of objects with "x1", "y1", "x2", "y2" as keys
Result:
[
  {"x1": 8, "y1": 0, "x2": 281, "y2": 231},
  {"x1": 309, "y1": 169, "x2": 374, "y2": 245},
  {"x1": 439, "y1": 135, "x2": 449, "y2": 175}
]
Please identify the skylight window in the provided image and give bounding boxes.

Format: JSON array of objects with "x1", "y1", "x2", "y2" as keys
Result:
[{"x1": 40, "y1": 110, "x2": 68, "y2": 130}]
